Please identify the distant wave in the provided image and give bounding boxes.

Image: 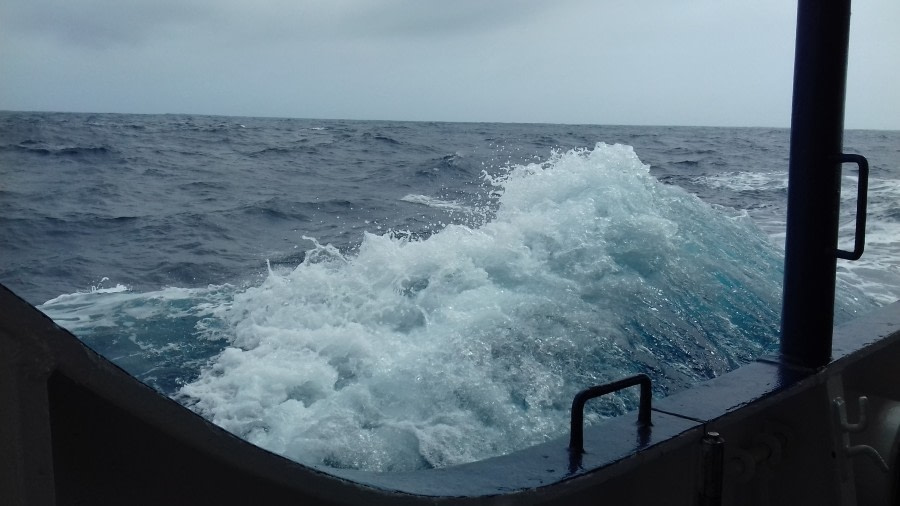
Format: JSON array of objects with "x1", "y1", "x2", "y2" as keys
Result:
[
  {"x1": 400, "y1": 194, "x2": 473, "y2": 213},
  {"x1": 2, "y1": 143, "x2": 114, "y2": 157},
  {"x1": 693, "y1": 171, "x2": 789, "y2": 192}
]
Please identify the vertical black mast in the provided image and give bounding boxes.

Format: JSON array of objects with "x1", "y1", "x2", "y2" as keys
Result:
[{"x1": 780, "y1": 0, "x2": 853, "y2": 368}]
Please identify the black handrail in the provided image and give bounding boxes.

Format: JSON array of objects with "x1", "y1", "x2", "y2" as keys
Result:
[
  {"x1": 568, "y1": 374, "x2": 652, "y2": 455},
  {"x1": 835, "y1": 153, "x2": 869, "y2": 261}
]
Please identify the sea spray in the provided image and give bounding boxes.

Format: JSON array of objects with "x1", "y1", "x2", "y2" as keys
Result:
[{"x1": 178, "y1": 143, "x2": 791, "y2": 472}]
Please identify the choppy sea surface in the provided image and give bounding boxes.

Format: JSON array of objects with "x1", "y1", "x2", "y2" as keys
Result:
[{"x1": 2, "y1": 111, "x2": 898, "y2": 472}]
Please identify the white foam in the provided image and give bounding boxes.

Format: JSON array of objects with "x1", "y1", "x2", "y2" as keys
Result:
[
  {"x1": 40, "y1": 283, "x2": 235, "y2": 337},
  {"x1": 42, "y1": 278, "x2": 129, "y2": 306},
  {"x1": 693, "y1": 171, "x2": 788, "y2": 192},
  {"x1": 180, "y1": 143, "x2": 795, "y2": 472},
  {"x1": 400, "y1": 194, "x2": 473, "y2": 213}
]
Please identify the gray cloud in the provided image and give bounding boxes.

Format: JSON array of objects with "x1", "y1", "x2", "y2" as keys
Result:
[
  {"x1": 342, "y1": 0, "x2": 560, "y2": 38},
  {"x1": 2, "y1": 0, "x2": 582, "y2": 50},
  {"x1": 2, "y1": 0, "x2": 217, "y2": 48},
  {"x1": 0, "y1": 0, "x2": 897, "y2": 128}
]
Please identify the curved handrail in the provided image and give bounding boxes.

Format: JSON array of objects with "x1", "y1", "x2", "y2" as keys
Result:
[{"x1": 569, "y1": 374, "x2": 652, "y2": 455}]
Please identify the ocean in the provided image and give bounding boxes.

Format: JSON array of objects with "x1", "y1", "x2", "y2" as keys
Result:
[{"x1": 1, "y1": 111, "x2": 898, "y2": 473}]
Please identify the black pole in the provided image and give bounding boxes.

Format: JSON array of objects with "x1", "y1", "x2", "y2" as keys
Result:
[{"x1": 780, "y1": 0, "x2": 853, "y2": 368}]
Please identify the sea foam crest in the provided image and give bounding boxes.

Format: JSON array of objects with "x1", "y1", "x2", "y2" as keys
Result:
[
  {"x1": 400, "y1": 193, "x2": 472, "y2": 213},
  {"x1": 179, "y1": 143, "x2": 789, "y2": 472}
]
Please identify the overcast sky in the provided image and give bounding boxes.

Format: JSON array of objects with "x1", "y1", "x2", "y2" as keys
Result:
[{"x1": 1, "y1": 0, "x2": 897, "y2": 129}]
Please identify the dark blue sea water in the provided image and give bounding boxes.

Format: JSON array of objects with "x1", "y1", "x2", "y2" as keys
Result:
[{"x1": 1, "y1": 111, "x2": 898, "y2": 472}]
